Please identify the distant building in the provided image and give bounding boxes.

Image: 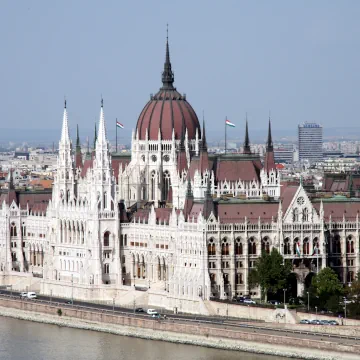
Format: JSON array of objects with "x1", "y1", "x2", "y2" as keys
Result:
[
  {"x1": 298, "y1": 122, "x2": 323, "y2": 162},
  {"x1": 274, "y1": 144, "x2": 294, "y2": 164}
]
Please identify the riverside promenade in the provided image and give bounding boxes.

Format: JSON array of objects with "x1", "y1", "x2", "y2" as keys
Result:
[{"x1": 0, "y1": 295, "x2": 359, "y2": 360}]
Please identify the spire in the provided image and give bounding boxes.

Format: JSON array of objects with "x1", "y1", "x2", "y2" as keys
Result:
[
  {"x1": 60, "y1": 99, "x2": 70, "y2": 143},
  {"x1": 97, "y1": 98, "x2": 107, "y2": 145},
  {"x1": 93, "y1": 122, "x2": 97, "y2": 150},
  {"x1": 201, "y1": 116, "x2": 207, "y2": 151},
  {"x1": 161, "y1": 24, "x2": 175, "y2": 90},
  {"x1": 243, "y1": 114, "x2": 251, "y2": 154},
  {"x1": 75, "y1": 124, "x2": 83, "y2": 168},
  {"x1": 266, "y1": 117, "x2": 273, "y2": 151}
]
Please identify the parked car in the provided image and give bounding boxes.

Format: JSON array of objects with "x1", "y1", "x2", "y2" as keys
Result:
[
  {"x1": 243, "y1": 299, "x2": 256, "y2": 304},
  {"x1": 310, "y1": 319, "x2": 320, "y2": 325},
  {"x1": 147, "y1": 309, "x2": 158, "y2": 315},
  {"x1": 152, "y1": 313, "x2": 161, "y2": 319},
  {"x1": 329, "y1": 320, "x2": 339, "y2": 326},
  {"x1": 26, "y1": 292, "x2": 37, "y2": 299},
  {"x1": 20, "y1": 292, "x2": 27, "y2": 299},
  {"x1": 268, "y1": 300, "x2": 281, "y2": 305},
  {"x1": 135, "y1": 308, "x2": 145, "y2": 313},
  {"x1": 299, "y1": 319, "x2": 310, "y2": 324},
  {"x1": 319, "y1": 320, "x2": 330, "y2": 325},
  {"x1": 236, "y1": 297, "x2": 245, "y2": 303}
]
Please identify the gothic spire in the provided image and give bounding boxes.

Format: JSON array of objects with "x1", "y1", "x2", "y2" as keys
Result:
[
  {"x1": 60, "y1": 99, "x2": 70, "y2": 143},
  {"x1": 161, "y1": 25, "x2": 175, "y2": 90},
  {"x1": 75, "y1": 124, "x2": 83, "y2": 168},
  {"x1": 76, "y1": 124, "x2": 80, "y2": 149},
  {"x1": 93, "y1": 122, "x2": 97, "y2": 150},
  {"x1": 266, "y1": 117, "x2": 273, "y2": 151},
  {"x1": 97, "y1": 98, "x2": 107, "y2": 146},
  {"x1": 201, "y1": 117, "x2": 207, "y2": 151},
  {"x1": 243, "y1": 114, "x2": 251, "y2": 154}
]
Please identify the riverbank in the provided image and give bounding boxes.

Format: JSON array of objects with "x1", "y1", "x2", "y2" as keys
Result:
[{"x1": 0, "y1": 305, "x2": 358, "y2": 360}]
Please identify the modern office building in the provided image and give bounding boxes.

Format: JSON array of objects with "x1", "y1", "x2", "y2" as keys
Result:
[
  {"x1": 274, "y1": 144, "x2": 294, "y2": 164},
  {"x1": 298, "y1": 123, "x2": 323, "y2": 162}
]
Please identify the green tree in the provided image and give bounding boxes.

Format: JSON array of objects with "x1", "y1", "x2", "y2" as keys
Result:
[
  {"x1": 311, "y1": 267, "x2": 343, "y2": 310},
  {"x1": 347, "y1": 271, "x2": 360, "y2": 317},
  {"x1": 249, "y1": 248, "x2": 291, "y2": 301}
]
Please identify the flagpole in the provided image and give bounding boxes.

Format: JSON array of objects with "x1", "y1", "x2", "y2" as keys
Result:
[
  {"x1": 115, "y1": 118, "x2": 118, "y2": 153},
  {"x1": 225, "y1": 116, "x2": 227, "y2": 154}
]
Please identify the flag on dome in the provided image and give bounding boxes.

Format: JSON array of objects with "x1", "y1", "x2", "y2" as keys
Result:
[
  {"x1": 225, "y1": 119, "x2": 235, "y2": 127},
  {"x1": 116, "y1": 121, "x2": 124, "y2": 129}
]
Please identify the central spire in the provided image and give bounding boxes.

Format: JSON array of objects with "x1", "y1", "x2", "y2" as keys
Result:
[
  {"x1": 243, "y1": 114, "x2": 251, "y2": 154},
  {"x1": 266, "y1": 117, "x2": 273, "y2": 151},
  {"x1": 161, "y1": 24, "x2": 175, "y2": 90}
]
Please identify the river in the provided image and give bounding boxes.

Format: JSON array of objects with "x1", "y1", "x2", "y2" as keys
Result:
[{"x1": 0, "y1": 316, "x2": 291, "y2": 360}]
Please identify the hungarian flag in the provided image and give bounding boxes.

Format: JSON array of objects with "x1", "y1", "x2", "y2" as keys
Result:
[
  {"x1": 116, "y1": 121, "x2": 124, "y2": 129},
  {"x1": 225, "y1": 119, "x2": 235, "y2": 127},
  {"x1": 296, "y1": 242, "x2": 301, "y2": 257}
]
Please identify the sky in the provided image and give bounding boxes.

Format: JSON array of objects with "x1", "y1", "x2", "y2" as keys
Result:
[{"x1": 1, "y1": 1, "x2": 360, "y2": 143}]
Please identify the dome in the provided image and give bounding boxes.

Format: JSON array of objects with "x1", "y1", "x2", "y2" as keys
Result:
[{"x1": 136, "y1": 37, "x2": 200, "y2": 141}]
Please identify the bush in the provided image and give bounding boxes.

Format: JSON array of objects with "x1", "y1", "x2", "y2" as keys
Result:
[{"x1": 57, "y1": 308, "x2": 62, "y2": 316}]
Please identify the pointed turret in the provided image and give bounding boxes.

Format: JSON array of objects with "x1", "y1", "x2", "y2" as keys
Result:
[
  {"x1": 184, "y1": 178, "x2": 194, "y2": 219},
  {"x1": 60, "y1": 100, "x2": 70, "y2": 144},
  {"x1": 177, "y1": 128, "x2": 187, "y2": 174},
  {"x1": 93, "y1": 122, "x2": 97, "y2": 152},
  {"x1": 264, "y1": 118, "x2": 276, "y2": 171},
  {"x1": 75, "y1": 124, "x2": 83, "y2": 168},
  {"x1": 243, "y1": 116, "x2": 251, "y2": 154},
  {"x1": 97, "y1": 98, "x2": 107, "y2": 146},
  {"x1": 199, "y1": 118, "x2": 209, "y2": 173},
  {"x1": 202, "y1": 178, "x2": 214, "y2": 220},
  {"x1": 161, "y1": 25, "x2": 175, "y2": 90}
]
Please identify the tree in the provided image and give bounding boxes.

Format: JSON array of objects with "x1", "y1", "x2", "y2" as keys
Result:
[
  {"x1": 347, "y1": 271, "x2": 360, "y2": 317},
  {"x1": 311, "y1": 267, "x2": 343, "y2": 310},
  {"x1": 249, "y1": 248, "x2": 292, "y2": 301}
]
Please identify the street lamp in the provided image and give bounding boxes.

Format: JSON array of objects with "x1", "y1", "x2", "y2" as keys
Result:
[
  {"x1": 113, "y1": 297, "x2": 115, "y2": 314},
  {"x1": 315, "y1": 306, "x2": 318, "y2": 318},
  {"x1": 148, "y1": 279, "x2": 151, "y2": 289},
  {"x1": 133, "y1": 274, "x2": 136, "y2": 288},
  {"x1": 307, "y1": 291, "x2": 310, "y2": 312},
  {"x1": 283, "y1": 289, "x2": 287, "y2": 307}
]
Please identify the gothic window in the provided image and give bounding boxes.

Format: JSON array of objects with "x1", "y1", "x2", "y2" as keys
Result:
[
  {"x1": 141, "y1": 155, "x2": 145, "y2": 162},
  {"x1": 347, "y1": 271, "x2": 354, "y2": 283},
  {"x1": 151, "y1": 171, "x2": 156, "y2": 200},
  {"x1": 210, "y1": 273, "x2": 216, "y2": 285},
  {"x1": 103, "y1": 192, "x2": 107, "y2": 209},
  {"x1": 163, "y1": 155, "x2": 170, "y2": 162},
  {"x1": 313, "y1": 237, "x2": 320, "y2": 255},
  {"x1": 151, "y1": 155, "x2": 157, "y2": 162},
  {"x1": 292, "y1": 208, "x2": 299, "y2": 222},
  {"x1": 10, "y1": 223, "x2": 17, "y2": 237},
  {"x1": 303, "y1": 238, "x2": 310, "y2": 255},
  {"x1": 162, "y1": 171, "x2": 171, "y2": 201},
  {"x1": 221, "y1": 238, "x2": 229, "y2": 255},
  {"x1": 235, "y1": 238, "x2": 243, "y2": 255},
  {"x1": 302, "y1": 208, "x2": 309, "y2": 222},
  {"x1": 104, "y1": 263, "x2": 109, "y2": 274},
  {"x1": 284, "y1": 238, "x2": 291, "y2": 255},
  {"x1": 261, "y1": 237, "x2": 270, "y2": 254},
  {"x1": 297, "y1": 196, "x2": 305, "y2": 205},
  {"x1": 207, "y1": 239, "x2": 216, "y2": 256},
  {"x1": 104, "y1": 231, "x2": 110, "y2": 247},
  {"x1": 248, "y1": 237, "x2": 256, "y2": 255},
  {"x1": 235, "y1": 273, "x2": 243, "y2": 285},
  {"x1": 347, "y1": 235, "x2": 355, "y2": 254},
  {"x1": 333, "y1": 235, "x2": 341, "y2": 253}
]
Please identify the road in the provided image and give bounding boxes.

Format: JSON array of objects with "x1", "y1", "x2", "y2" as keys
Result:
[{"x1": 0, "y1": 289, "x2": 359, "y2": 347}]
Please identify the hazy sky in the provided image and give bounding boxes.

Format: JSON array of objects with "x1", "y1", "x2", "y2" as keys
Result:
[{"x1": 1, "y1": 1, "x2": 360, "y2": 142}]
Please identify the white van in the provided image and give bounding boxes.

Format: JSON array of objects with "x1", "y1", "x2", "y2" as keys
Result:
[
  {"x1": 147, "y1": 309, "x2": 158, "y2": 315},
  {"x1": 26, "y1": 292, "x2": 37, "y2": 299}
]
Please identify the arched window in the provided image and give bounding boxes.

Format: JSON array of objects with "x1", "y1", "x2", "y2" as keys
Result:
[
  {"x1": 302, "y1": 208, "x2": 309, "y2": 222},
  {"x1": 221, "y1": 238, "x2": 229, "y2": 255},
  {"x1": 208, "y1": 239, "x2": 216, "y2": 256},
  {"x1": 347, "y1": 235, "x2": 355, "y2": 254},
  {"x1": 293, "y1": 208, "x2": 299, "y2": 222},
  {"x1": 10, "y1": 223, "x2": 17, "y2": 237},
  {"x1": 303, "y1": 238, "x2": 310, "y2": 255},
  {"x1": 162, "y1": 171, "x2": 171, "y2": 201},
  {"x1": 284, "y1": 238, "x2": 291, "y2": 255},
  {"x1": 261, "y1": 237, "x2": 270, "y2": 254},
  {"x1": 103, "y1": 192, "x2": 107, "y2": 209},
  {"x1": 347, "y1": 271, "x2": 354, "y2": 283},
  {"x1": 313, "y1": 237, "x2": 320, "y2": 255},
  {"x1": 151, "y1": 171, "x2": 156, "y2": 200},
  {"x1": 248, "y1": 237, "x2": 256, "y2": 255},
  {"x1": 104, "y1": 231, "x2": 110, "y2": 247},
  {"x1": 235, "y1": 238, "x2": 243, "y2": 255},
  {"x1": 22, "y1": 222, "x2": 26, "y2": 237}
]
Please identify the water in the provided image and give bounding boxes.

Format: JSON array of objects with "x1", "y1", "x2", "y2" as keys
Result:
[{"x1": 0, "y1": 316, "x2": 287, "y2": 360}]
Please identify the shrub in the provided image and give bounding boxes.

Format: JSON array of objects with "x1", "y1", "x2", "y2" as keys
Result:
[{"x1": 57, "y1": 308, "x2": 62, "y2": 316}]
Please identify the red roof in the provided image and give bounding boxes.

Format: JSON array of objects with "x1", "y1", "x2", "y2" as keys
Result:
[
  {"x1": 313, "y1": 201, "x2": 360, "y2": 221},
  {"x1": 215, "y1": 159, "x2": 261, "y2": 182},
  {"x1": 136, "y1": 89, "x2": 200, "y2": 141}
]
